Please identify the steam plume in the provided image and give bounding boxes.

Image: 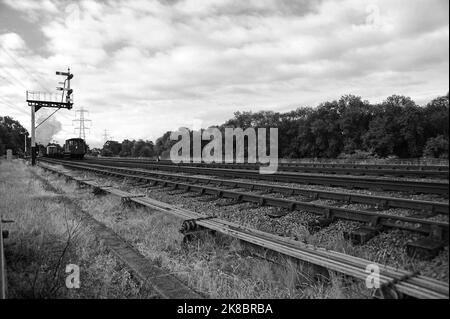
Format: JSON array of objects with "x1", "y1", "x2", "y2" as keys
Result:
[{"x1": 35, "y1": 111, "x2": 62, "y2": 145}]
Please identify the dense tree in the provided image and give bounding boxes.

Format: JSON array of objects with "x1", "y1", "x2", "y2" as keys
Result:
[
  {"x1": 363, "y1": 96, "x2": 414, "y2": 157},
  {"x1": 424, "y1": 94, "x2": 449, "y2": 139},
  {"x1": 0, "y1": 116, "x2": 28, "y2": 156},
  {"x1": 132, "y1": 140, "x2": 155, "y2": 157},
  {"x1": 102, "y1": 140, "x2": 121, "y2": 156},
  {"x1": 338, "y1": 95, "x2": 373, "y2": 153},
  {"x1": 120, "y1": 139, "x2": 134, "y2": 157},
  {"x1": 308, "y1": 101, "x2": 344, "y2": 157},
  {"x1": 100, "y1": 139, "x2": 155, "y2": 158},
  {"x1": 423, "y1": 135, "x2": 449, "y2": 158}
]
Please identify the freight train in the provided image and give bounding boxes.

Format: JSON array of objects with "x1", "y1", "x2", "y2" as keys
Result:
[{"x1": 41, "y1": 138, "x2": 87, "y2": 159}]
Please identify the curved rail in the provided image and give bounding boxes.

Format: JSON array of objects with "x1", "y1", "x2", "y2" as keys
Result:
[
  {"x1": 88, "y1": 157, "x2": 449, "y2": 171},
  {"x1": 83, "y1": 159, "x2": 450, "y2": 195},
  {"x1": 44, "y1": 159, "x2": 449, "y2": 214},
  {"x1": 40, "y1": 158, "x2": 449, "y2": 240},
  {"x1": 88, "y1": 157, "x2": 449, "y2": 178}
]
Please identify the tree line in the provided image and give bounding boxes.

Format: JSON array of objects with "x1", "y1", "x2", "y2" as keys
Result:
[
  {"x1": 2, "y1": 93, "x2": 448, "y2": 159},
  {"x1": 144, "y1": 94, "x2": 449, "y2": 160},
  {"x1": 90, "y1": 139, "x2": 156, "y2": 158}
]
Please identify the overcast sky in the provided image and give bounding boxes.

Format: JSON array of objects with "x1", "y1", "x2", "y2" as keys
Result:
[{"x1": 0, "y1": 0, "x2": 448, "y2": 147}]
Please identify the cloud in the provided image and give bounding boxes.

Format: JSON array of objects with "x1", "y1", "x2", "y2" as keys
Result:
[
  {"x1": 3, "y1": 0, "x2": 58, "y2": 13},
  {"x1": 3, "y1": 0, "x2": 58, "y2": 23},
  {"x1": 0, "y1": 0, "x2": 448, "y2": 148}
]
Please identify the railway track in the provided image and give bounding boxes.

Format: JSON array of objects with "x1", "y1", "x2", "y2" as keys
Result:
[
  {"x1": 89, "y1": 157, "x2": 450, "y2": 178},
  {"x1": 82, "y1": 158, "x2": 449, "y2": 195},
  {"x1": 40, "y1": 158, "x2": 449, "y2": 241},
  {"x1": 44, "y1": 159, "x2": 450, "y2": 214},
  {"x1": 37, "y1": 161, "x2": 450, "y2": 299}
]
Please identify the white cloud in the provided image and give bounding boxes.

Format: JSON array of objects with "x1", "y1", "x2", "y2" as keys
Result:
[
  {"x1": 3, "y1": 0, "x2": 58, "y2": 13},
  {"x1": 0, "y1": 0, "x2": 448, "y2": 147},
  {"x1": 0, "y1": 32, "x2": 26, "y2": 50}
]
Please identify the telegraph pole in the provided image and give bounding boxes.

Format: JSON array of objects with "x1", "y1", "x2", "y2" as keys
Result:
[
  {"x1": 73, "y1": 107, "x2": 91, "y2": 140},
  {"x1": 26, "y1": 68, "x2": 74, "y2": 165}
]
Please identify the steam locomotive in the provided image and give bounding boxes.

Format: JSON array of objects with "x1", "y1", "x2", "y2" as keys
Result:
[{"x1": 42, "y1": 138, "x2": 87, "y2": 159}]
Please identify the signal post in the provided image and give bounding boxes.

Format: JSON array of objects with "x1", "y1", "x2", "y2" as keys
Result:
[{"x1": 26, "y1": 68, "x2": 74, "y2": 165}]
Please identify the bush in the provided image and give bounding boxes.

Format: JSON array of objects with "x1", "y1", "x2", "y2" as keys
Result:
[{"x1": 423, "y1": 135, "x2": 449, "y2": 158}]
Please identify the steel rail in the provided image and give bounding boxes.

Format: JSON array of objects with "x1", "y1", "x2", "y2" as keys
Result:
[
  {"x1": 40, "y1": 159, "x2": 449, "y2": 239},
  {"x1": 44, "y1": 158, "x2": 449, "y2": 214},
  {"x1": 37, "y1": 163, "x2": 450, "y2": 299},
  {"x1": 90, "y1": 157, "x2": 449, "y2": 178},
  {"x1": 83, "y1": 159, "x2": 450, "y2": 195},
  {"x1": 89, "y1": 157, "x2": 449, "y2": 171}
]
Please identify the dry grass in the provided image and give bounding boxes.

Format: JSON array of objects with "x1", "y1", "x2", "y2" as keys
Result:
[{"x1": 0, "y1": 159, "x2": 152, "y2": 298}]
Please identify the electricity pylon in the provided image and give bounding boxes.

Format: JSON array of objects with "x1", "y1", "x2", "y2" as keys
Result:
[{"x1": 73, "y1": 107, "x2": 91, "y2": 140}]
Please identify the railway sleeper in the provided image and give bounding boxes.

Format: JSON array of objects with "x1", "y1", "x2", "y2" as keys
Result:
[
  {"x1": 343, "y1": 225, "x2": 384, "y2": 245},
  {"x1": 215, "y1": 195, "x2": 243, "y2": 207},
  {"x1": 343, "y1": 217, "x2": 385, "y2": 245},
  {"x1": 310, "y1": 209, "x2": 336, "y2": 232},
  {"x1": 185, "y1": 193, "x2": 204, "y2": 198},
  {"x1": 186, "y1": 188, "x2": 207, "y2": 198},
  {"x1": 405, "y1": 226, "x2": 446, "y2": 260},
  {"x1": 167, "y1": 189, "x2": 190, "y2": 196}
]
